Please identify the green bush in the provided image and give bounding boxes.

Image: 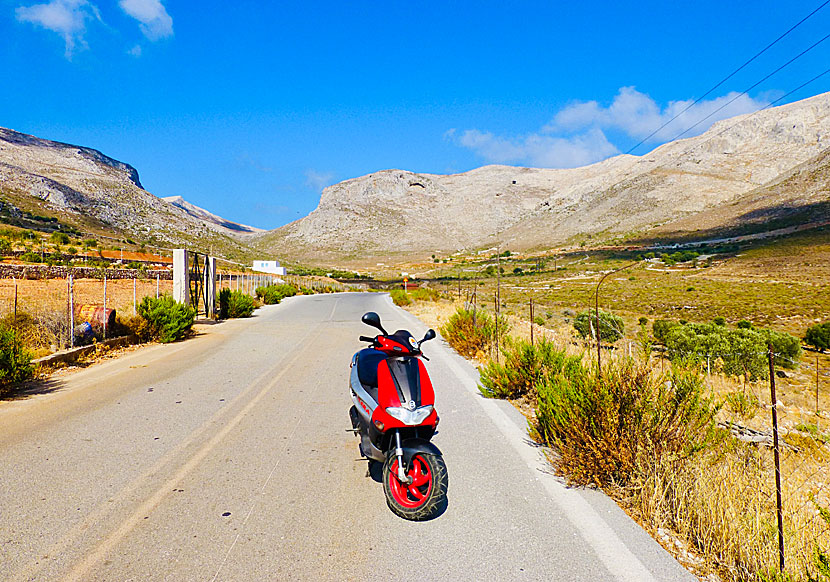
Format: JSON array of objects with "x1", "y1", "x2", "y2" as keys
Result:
[
  {"x1": 225, "y1": 291, "x2": 256, "y2": 318},
  {"x1": 663, "y1": 322, "x2": 801, "y2": 380},
  {"x1": 20, "y1": 251, "x2": 41, "y2": 263},
  {"x1": 136, "y1": 295, "x2": 196, "y2": 343},
  {"x1": 479, "y1": 337, "x2": 581, "y2": 400},
  {"x1": 652, "y1": 319, "x2": 679, "y2": 343},
  {"x1": 256, "y1": 284, "x2": 298, "y2": 305},
  {"x1": 536, "y1": 361, "x2": 715, "y2": 487},
  {"x1": 50, "y1": 232, "x2": 70, "y2": 245},
  {"x1": 806, "y1": 322, "x2": 830, "y2": 351},
  {"x1": 218, "y1": 288, "x2": 231, "y2": 319},
  {"x1": 440, "y1": 307, "x2": 509, "y2": 358},
  {"x1": 573, "y1": 309, "x2": 624, "y2": 342},
  {"x1": 390, "y1": 289, "x2": 411, "y2": 306},
  {"x1": 0, "y1": 325, "x2": 34, "y2": 396}
]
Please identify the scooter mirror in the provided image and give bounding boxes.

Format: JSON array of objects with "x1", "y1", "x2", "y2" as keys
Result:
[
  {"x1": 361, "y1": 312, "x2": 388, "y2": 335},
  {"x1": 421, "y1": 329, "x2": 436, "y2": 343}
]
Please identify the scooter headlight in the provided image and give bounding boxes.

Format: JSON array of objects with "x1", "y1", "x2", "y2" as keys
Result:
[{"x1": 385, "y1": 405, "x2": 434, "y2": 425}]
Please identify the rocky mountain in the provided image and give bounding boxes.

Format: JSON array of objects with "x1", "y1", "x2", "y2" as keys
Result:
[
  {"x1": 162, "y1": 196, "x2": 263, "y2": 234},
  {"x1": 257, "y1": 92, "x2": 830, "y2": 262},
  {"x1": 0, "y1": 127, "x2": 256, "y2": 259}
]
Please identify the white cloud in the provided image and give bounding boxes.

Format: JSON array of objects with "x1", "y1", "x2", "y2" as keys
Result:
[
  {"x1": 455, "y1": 128, "x2": 619, "y2": 169},
  {"x1": 127, "y1": 43, "x2": 142, "y2": 57},
  {"x1": 15, "y1": 0, "x2": 101, "y2": 58},
  {"x1": 305, "y1": 169, "x2": 335, "y2": 192},
  {"x1": 119, "y1": 0, "x2": 172, "y2": 40},
  {"x1": 547, "y1": 86, "x2": 769, "y2": 143},
  {"x1": 453, "y1": 87, "x2": 770, "y2": 168}
]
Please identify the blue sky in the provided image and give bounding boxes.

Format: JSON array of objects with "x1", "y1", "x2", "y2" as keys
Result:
[{"x1": 3, "y1": 1, "x2": 830, "y2": 230}]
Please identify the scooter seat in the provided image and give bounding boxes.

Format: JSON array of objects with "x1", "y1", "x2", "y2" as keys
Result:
[{"x1": 356, "y1": 348, "x2": 386, "y2": 389}]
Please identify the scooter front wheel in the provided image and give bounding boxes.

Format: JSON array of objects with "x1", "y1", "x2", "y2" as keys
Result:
[{"x1": 383, "y1": 452, "x2": 447, "y2": 521}]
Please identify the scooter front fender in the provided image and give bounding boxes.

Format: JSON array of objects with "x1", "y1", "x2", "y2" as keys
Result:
[{"x1": 400, "y1": 438, "x2": 442, "y2": 468}]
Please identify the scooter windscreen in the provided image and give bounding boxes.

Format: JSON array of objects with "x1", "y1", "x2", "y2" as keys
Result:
[{"x1": 386, "y1": 357, "x2": 422, "y2": 406}]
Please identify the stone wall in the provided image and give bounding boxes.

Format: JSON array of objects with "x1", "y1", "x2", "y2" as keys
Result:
[{"x1": 0, "y1": 264, "x2": 173, "y2": 280}]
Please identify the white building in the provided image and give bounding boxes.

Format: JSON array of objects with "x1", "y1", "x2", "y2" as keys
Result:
[{"x1": 252, "y1": 260, "x2": 287, "y2": 276}]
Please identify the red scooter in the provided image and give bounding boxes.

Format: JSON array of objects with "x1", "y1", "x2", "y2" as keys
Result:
[{"x1": 349, "y1": 311, "x2": 447, "y2": 520}]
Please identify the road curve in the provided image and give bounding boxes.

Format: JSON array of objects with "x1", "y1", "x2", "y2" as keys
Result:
[{"x1": 0, "y1": 293, "x2": 696, "y2": 581}]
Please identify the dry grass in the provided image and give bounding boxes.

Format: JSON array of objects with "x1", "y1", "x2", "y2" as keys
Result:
[
  {"x1": 404, "y1": 290, "x2": 830, "y2": 581},
  {"x1": 0, "y1": 277, "x2": 174, "y2": 355}
]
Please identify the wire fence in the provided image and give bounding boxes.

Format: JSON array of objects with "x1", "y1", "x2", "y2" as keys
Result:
[
  {"x1": 446, "y1": 278, "x2": 830, "y2": 579},
  {"x1": 0, "y1": 268, "x2": 350, "y2": 357}
]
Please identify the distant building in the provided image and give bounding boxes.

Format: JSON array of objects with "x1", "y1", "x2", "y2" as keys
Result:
[{"x1": 252, "y1": 260, "x2": 287, "y2": 275}]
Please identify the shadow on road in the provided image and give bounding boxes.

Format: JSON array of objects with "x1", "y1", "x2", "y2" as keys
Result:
[{"x1": 3, "y1": 377, "x2": 63, "y2": 400}]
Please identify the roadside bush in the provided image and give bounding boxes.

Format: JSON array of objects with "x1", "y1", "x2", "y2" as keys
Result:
[
  {"x1": 806, "y1": 321, "x2": 830, "y2": 351},
  {"x1": 0, "y1": 325, "x2": 34, "y2": 395},
  {"x1": 256, "y1": 284, "x2": 298, "y2": 305},
  {"x1": 573, "y1": 309, "x2": 624, "y2": 343},
  {"x1": 536, "y1": 360, "x2": 715, "y2": 487},
  {"x1": 135, "y1": 295, "x2": 196, "y2": 343},
  {"x1": 390, "y1": 289, "x2": 411, "y2": 306},
  {"x1": 440, "y1": 307, "x2": 509, "y2": 359},
  {"x1": 410, "y1": 287, "x2": 440, "y2": 302},
  {"x1": 225, "y1": 291, "x2": 256, "y2": 318},
  {"x1": 218, "y1": 288, "x2": 231, "y2": 319},
  {"x1": 479, "y1": 337, "x2": 581, "y2": 400}
]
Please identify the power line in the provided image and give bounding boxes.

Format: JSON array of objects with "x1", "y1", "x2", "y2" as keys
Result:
[
  {"x1": 670, "y1": 31, "x2": 830, "y2": 143},
  {"x1": 626, "y1": 0, "x2": 830, "y2": 154}
]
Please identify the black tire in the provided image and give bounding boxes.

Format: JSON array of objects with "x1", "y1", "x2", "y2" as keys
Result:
[{"x1": 383, "y1": 452, "x2": 448, "y2": 521}]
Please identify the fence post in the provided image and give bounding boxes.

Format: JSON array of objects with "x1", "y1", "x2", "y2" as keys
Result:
[
  {"x1": 494, "y1": 292, "x2": 499, "y2": 364},
  {"x1": 69, "y1": 275, "x2": 74, "y2": 348},
  {"x1": 530, "y1": 297, "x2": 534, "y2": 346},
  {"x1": 103, "y1": 274, "x2": 108, "y2": 340},
  {"x1": 156, "y1": 273, "x2": 160, "y2": 298},
  {"x1": 768, "y1": 344, "x2": 785, "y2": 573},
  {"x1": 133, "y1": 276, "x2": 137, "y2": 316}
]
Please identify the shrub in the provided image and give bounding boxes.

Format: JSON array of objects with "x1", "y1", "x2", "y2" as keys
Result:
[
  {"x1": 479, "y1": 337, "x2": 581, "y2": 400},
  {"x1": 573, "y1": 309, "x2": 624, "y2": 343},
  {"x1": 135, "y1": 295, "x2": 196, "y2": 343},
  {"x1": 713, "y1": 316, "x2": 726, "y2": 326},
  {"x1": 0, "y1": 238, "x2": 11, "y2": 254},
  {"x1": 536, "y1": 361, "x2": 715, "y2": 487},
  {"x1": 663, "y1": 322, "x2": 801, "y2": 380},
  {"x1": 806, "y1": 322, "x2": 830, "y2": 351},
  {"x1": 218, "y1": 288, "x2": 231, "y2": 319},
  {"x1": 50, "y1": 232, "x2": 70, "y2": 245},
  {"x1": 0, "y1": 325, "x2": 34, "y2": 395},
  {"x1": 256, "y1": 284, "x2": 298, "y2": 305},
  {"x1": 411, "y1": 287, "x2": 440, "y2": 302},
  {"x1": 440, "y1": 307, "x2": 509, "y2": 358},
  {"x1": 653, "y1": 319, "x2": 679, "y2": 343},
  {"x1": 390, "y1": 289, "x2": 411, "y2": 306},
  {"x1": 21, "y1": 251, "x2": 41, "y2": 263},
  {"x1": 225, "y1": 291, "x2": 256, "y2": 318}
]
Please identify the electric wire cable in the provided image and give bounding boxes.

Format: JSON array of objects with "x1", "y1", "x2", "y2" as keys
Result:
[
  {"x1": 625, "y1": 0, "x2": 830, "y2": 154},
  {"x1": 670, "y1": 31, "x2": 830, "y2": 142}
]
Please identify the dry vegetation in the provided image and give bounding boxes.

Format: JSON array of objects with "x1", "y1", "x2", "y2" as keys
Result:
[{"x1": 401, "y1": 265, "x2": 830, "y2": 581}]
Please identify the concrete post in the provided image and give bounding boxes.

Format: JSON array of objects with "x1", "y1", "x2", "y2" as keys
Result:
[
  {"x1": 173, "y1": 249, "x2": 190, "y2": 305},
  {"x1": 204, "y1": 257, "x2": 217, "y2": 318}
]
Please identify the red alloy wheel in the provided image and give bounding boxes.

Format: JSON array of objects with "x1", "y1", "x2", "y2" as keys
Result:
[{"x1": 387, "y1": 455, "x2": 433, "y2": 508}]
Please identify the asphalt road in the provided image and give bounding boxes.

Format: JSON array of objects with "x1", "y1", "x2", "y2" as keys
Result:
[{"x1": 0, "y1": 293, "x2": 697, "y2": 581}]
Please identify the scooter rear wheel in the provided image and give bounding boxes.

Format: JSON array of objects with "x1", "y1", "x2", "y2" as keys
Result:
[{"x1": 383, "y1": 452, "x2": 447, "y2": 521}]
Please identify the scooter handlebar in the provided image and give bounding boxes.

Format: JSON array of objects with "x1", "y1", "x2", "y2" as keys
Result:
[{"x1": 359, "y1": 335, "x2": 376, "y2": 343}]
